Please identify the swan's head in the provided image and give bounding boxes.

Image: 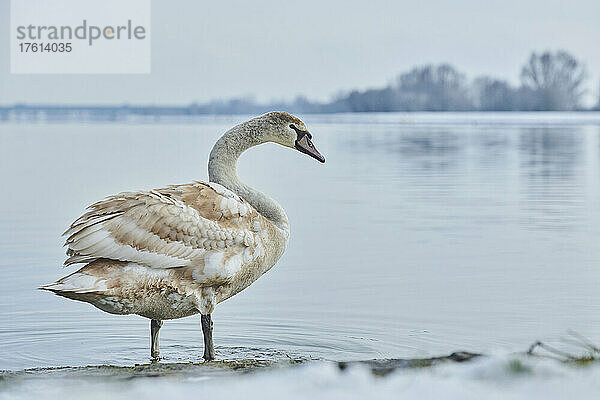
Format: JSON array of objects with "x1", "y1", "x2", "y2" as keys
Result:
[{"x1": 259, "y1": 111, "x2": 325, "y2": 163}]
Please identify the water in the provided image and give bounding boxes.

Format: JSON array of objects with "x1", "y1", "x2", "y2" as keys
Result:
[{"x1": 1, "y1": 113, "x2": 600, "y2": 397}]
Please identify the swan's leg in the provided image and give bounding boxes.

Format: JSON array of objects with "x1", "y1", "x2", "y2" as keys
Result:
[
  {"x1": 151, "y1": 319, "x2": 163, "y2": 359},
  {"x1": 201, "y1": 314, "x2": 216, "y2": 361}
]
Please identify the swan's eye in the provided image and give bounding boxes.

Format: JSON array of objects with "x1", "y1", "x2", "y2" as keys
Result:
[{"x1": 290, "y1": 123, "x2": 312, "y2": 142}]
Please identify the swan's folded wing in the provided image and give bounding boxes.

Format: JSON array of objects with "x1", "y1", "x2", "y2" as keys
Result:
[{"x1": 63, "y1": 182, "x2": 262, "y2": 274}]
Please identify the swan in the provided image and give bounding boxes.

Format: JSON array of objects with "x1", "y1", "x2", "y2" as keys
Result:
[{"x1": 41, "y1": 111, "x2": 325, "y2": 361}]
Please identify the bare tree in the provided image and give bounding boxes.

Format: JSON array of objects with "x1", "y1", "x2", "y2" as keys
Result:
[
  {"x1": 395, "y1": 64, "x2": 473, "y2": 111},
  {"x1": 520, "y1": 50, "x2": 587, "y2": 110},
  {"x1": 472, "y1": 77, "x2": 517, "y2": 111}
]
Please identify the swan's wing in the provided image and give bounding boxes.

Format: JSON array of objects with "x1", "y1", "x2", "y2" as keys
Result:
[{"x1": 63, "y1": 182, "x2": 265, "y2": 282}]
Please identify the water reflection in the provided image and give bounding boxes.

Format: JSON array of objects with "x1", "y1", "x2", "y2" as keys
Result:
[
  {"x1": 342, "y1": 124, "x2": 594, "y2": 232},
  {"x1": 519, "y1": 128, "x2": 581, "y2": 179},
  {"x1": 519, "y1": 128, "x2": 585, "y2": 231},
  {"x1": 344, "y1": 127, "x2": 463, "y2": 173}
]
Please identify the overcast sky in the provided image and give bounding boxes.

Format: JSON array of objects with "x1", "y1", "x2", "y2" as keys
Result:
[{"x1": 1, "y1": 0, "x2": 599, "y2": 105}]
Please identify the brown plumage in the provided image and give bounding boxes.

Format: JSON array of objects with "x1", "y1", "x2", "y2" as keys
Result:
[{"x1": 41, "y1": 112, "x2": 325, "y2": 360}]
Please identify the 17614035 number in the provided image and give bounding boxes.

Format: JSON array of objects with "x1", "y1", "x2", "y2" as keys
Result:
[{"x1": 19, "y1": 43, "x2": 72, "y2": 53}]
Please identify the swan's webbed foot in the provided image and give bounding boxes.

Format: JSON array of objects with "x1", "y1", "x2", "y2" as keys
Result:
[
  {"x1": 151, "y1": 319, "x2": 163, "y2": 359},
  {"x1": 201, "y1": 314, "x2": 216, "y2": 361}
]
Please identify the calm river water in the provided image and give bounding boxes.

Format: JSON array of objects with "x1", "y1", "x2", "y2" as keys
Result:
[{"x1": 1, "y1": 113, "x2": 600, "y2": 398}]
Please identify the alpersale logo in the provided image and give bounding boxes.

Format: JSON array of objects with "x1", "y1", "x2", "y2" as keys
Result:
[
  {"x1": 16, "y1": 20, "x2": 147, "y2": 46},
  {"x1": 10, "y1": 0, "x2": 151, "y2": 74}
]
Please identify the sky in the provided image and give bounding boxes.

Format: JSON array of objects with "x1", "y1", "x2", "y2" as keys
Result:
[{"x1": 1, "y1": 0, "x2": 599, "y2": 105}]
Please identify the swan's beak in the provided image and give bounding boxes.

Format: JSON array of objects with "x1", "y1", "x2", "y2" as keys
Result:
[{"x1": 295, "y1": 133, "x2": 325, "y2": 163}]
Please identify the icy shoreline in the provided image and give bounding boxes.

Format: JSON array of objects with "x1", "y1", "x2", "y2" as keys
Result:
[{"x1": 1, "y1": 354, "x2": 599, "y2": 400}]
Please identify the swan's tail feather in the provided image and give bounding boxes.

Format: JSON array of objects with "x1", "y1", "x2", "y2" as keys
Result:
[{"x1": 39, "y1": 272, "x2": 108, "y2": 295}]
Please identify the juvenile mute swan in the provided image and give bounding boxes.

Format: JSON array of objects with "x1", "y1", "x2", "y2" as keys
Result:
[{"x1": 41, "y1": 112, "x2": 325, "y2": 360}]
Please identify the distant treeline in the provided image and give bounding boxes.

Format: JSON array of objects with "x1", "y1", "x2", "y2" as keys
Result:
[
  {"x1": 2, "y1": 50, "x2": 599, "y2": 119},
  {"x1": 278, "y1": 50, "x2": 599, "y2": 113}
]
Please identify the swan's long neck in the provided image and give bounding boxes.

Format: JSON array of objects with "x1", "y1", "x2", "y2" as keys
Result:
[{"x1": 208, "y1": 125, "x2": 289, "y2": 233}]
